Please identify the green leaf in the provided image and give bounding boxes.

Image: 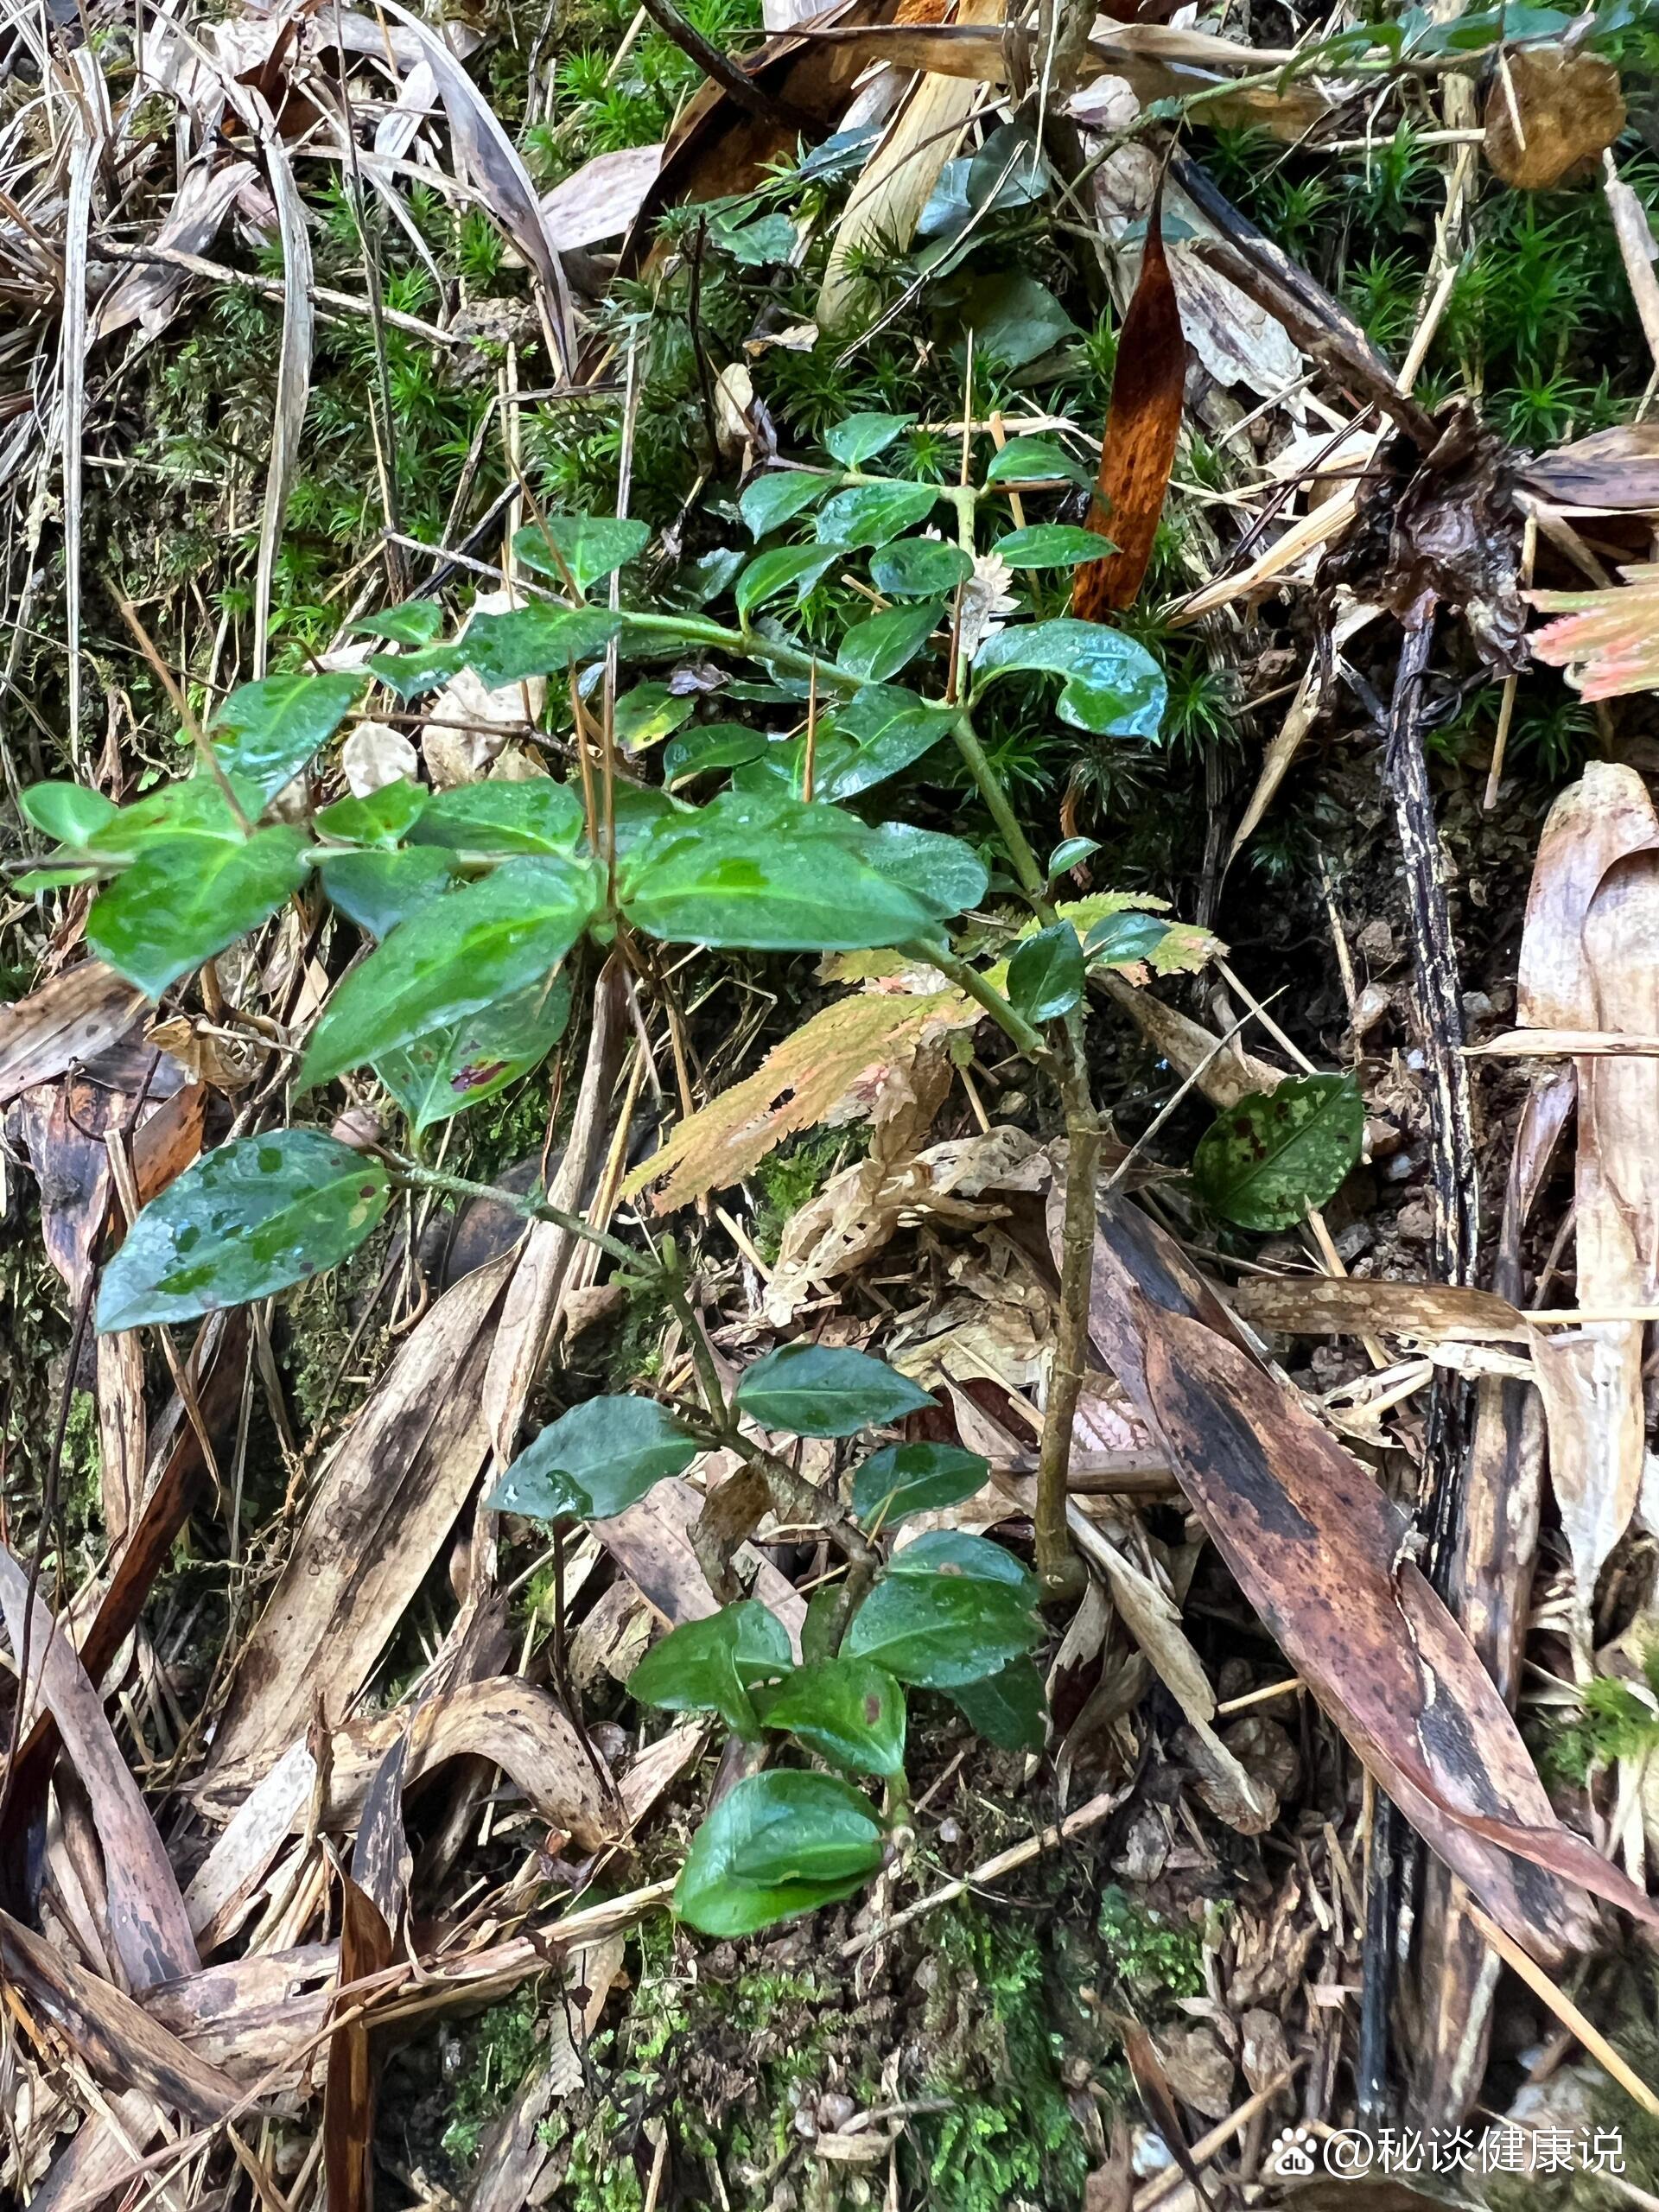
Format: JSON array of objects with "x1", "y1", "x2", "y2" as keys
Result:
[
  {"x1": 1192, "y1": 1073, "x2": 1364, "y2": 1230},
  {"x1": 734, "y1": 543, "x2": 846, "y2": 624},
  {"x1": 408, "y1": 782, "x2": 586, "y2": 859},
  {"x1": 96, "y1": 1131, "x2": 390, "y2": 1332},
  {"x1": 629, "y1": 1600, "x2": 793, "y2": 1736},
  {"x1": 674, "y1": 1770, "x2": 885, "y2": 1936},
  {"x1": 487, "y1": 1393, "x2": 700, "y2": 1522},
  {"x1": 318, "y1": 847, "x2": 455, "y2": 938},
  {"x1": 740, "y1": 470, "x2": 833, "y2": 539},
  {"x1": 84, "y1": 775, "x2": 261, "y2": 861},
  {"x1": 993, "y1": 524, "x2": 1114, "y2": 569},
  {"x1": 350, "y1": 599, "x2": 444, "y2": 647},
  {"x1": 845, "y1": 1533, "x2": 1039, "y2": 1688},
  {"x1": 984, "y1": 436, "x2": 1092, "y2": 490},
  {"x1": 736, "y1": 1342, "x2": 932, "y2": 1438},
  {"x1": 973, "y1": 619, "x2": 1165, "y2": 738},
  {"x1": 824, "y1": 412, "x2": 914, "y2": 468},
  {"x1": 615, "y1": 683, "x2": 696, "y2": 751},
  {"x1": 958, "y1": 271, "x2": 1077, "y2": 370},
  {"x1": 948, "y1": 1656, "x2": 1046, "y2": 1751},
  {"x1": 817, "y1": 687, "x2": 957, "y2": 801},
  {"x1": 87, "y1": 828, "x2": 309, "y2": 998},
  {"x1": 301, "y1": 855, "x2": 601, "y2": 1090},
  {"x1": 1007, "y1": 921, "x2": 1084, "y2": 1024},
  {"x1": 1084, "y1": 912, "x2": 1170, "y2": 967},
  {"x1": 315, "y1": 779, "x2": 428, "y2": 847},
  {"x1": 852, "y1": 1441, "x2": 988, "y2": 1529},
  {"x1": 620, "y1": 792, "x2": 978, "y2": 950},
  {"x1": 869, "y1": 538, "x2": 974, "y2": 599},
  {"x1": 757, "y1": 1656, "x2": 906, "y2": 1777},
  {"x1": 1048, "y1": 836, "x2": 1099, "y2": 874},
  {"x1": 838, "y1": 600, "x2": 944, "y2": 683},
  {"x1": 662, "y1": 723, "x2": 767, "y2": 789},
  {"x1": 21, "y1": 783, "x2": 118, "y2": 847},
  {"x1": 816, "y1": 481, "x2": 938, "y2": 551},
  {"x1": 367, "y1": 644, "x2": 466, "y2": 701},
  {"x1": 376, "y1": 971, "x2": 572, "y2": 1131},
  {"x1": 212, "y1": 673, "x2": 362, "y2": 799},
  {"x1": 461, "y1": 603, "x2": 621, "y2": 687},
  {"x1": 712, "y1": 208, "x2": 797, "y2": 264},
  {"x1": 512, "y1": 515, "x2": 650, "y2": 597}
]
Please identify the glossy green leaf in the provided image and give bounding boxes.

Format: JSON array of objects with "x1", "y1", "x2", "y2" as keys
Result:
[
  {"x1": 662, "y1": 722, "x2": 767, "y2": 788},
  {"x1": 84, "y1": 776, "x2": 259, "y2": 861},
  {"x1": 824, "y1": 412, "x2": 914, "y2": 468},
  {"x1": 984, "y1": 436, "x2": 1092, "y2": 489},
  {"x1": 1084, "y1": 911, "x2": 1170, "y2": 967},
  {"x1": 212, "y1": 672, "x2": 361, "y2": 798},
  {"x1": 887, "y1": 1529, "x2": 1039, "y2": 1601},
  {"x1": 614, "y1": 682, "x2": 696, "y2": 750},
  {"x1": 375, "y1": 970, "x2": 572, "y2": 1130},
  {"x1": 994, "y1": 524, "x2": 1115, "y2": 569},
  {"x1": 318, "y1": 847, "x2": 455, "y2": 938},
  {"x1": 734, "y1": 543, "x2": 845, "y2": 624},
  {"x1": 674, "y1": 1770, "x2": 885, "y2": 1936},
  {"x1": 816, "y1": 480, "x2": 938, "y2": 551},
  {"x1": 740, "y1": 470, "x2": 833, "y2": 539},
  {"x1": 846, "y1": 1534, "x2": 1039, "y2": 1688},
  {"x1": 816, "y1": 687, "x2": 957, "y2": 801},
  {"x1": 974, "y1": 618, "x2": 1165, "y2": 738},
  {"x1": 367, "y1": 644, "x2": 465, "y2": 701},
  {"x1": 838, "y1": 600, "x2": 944, "y2": 683},
  {"x1": 863, "y1": 821, "x2": 988, "y2": 919},
  {"x1": 96, "y1": 1131, "x2": 390, "y2": 1332},
  {"x1": 512, "y1": 515, "x2": 650, "y2": 596},
  {"x1": 87, "y1": 828, "x2": 309, "y2": 998},
  {"x1": 868, "y1": 537, "x2": 973, "y2": 598},
  {"x1": 408, "y1": 781, "x2": 586, "y2": 858},
  {"x1": 301, "y1": 855, "x2": 601, "y2": 1090},
  {"x1": 487, "y1": 1393, "x2": 700, "y2": 1522},
  {"x1": 758, "y1": 1656, "x2": 906, "y2": 1776},
  {"x1": 1007, "y1": 921, "x2": 1084, "y2": 1024},
  {"x1": 350, "y1": 598, "x2": 444, "y2": 646},
  {"x1": 315, "y1": 779, "x2": 428, "y2": 848},
  {"x1": 1192, "y1": 1072, "x2": 1364, "y2": 1230},
  {"x1": 21, "y1": 783, "x2": 118, "y2": 848},
  {"x1": 629, "y1": 1600, "x2": 793, "y2": 1736},
  {"x1": 852, "y1": 1441, "x2": 988, "y2": 1528},
  {"x1": 958, "y1": 271, "x2": 1077, "y2": 370},
  {"x1": 948, "y1": 1655, "x2": 1047, "y2": 1751},
  {"x1": 461, "y1": 603, "x2": 621, "y2": 687},
  {"x1": 736, "y1": 1342, "x2": 933, "y2": 1437},
  {"x1": 1048, "y1": 836, "x2": 1100, "y2": 874}
]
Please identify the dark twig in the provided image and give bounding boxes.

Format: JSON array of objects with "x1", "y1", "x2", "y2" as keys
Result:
[{"x1": 635, "y1": 0, "x2": 813, "y2": 129}]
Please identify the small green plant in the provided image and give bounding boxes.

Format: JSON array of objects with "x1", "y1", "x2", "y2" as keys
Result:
[{"x1": 1541, "y1": 1656, "x2": 1659, "y2": 1789}]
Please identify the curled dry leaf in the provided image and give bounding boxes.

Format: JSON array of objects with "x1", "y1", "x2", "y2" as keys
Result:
[{"x1": 1483, "y1": 45, "x2": 1625, "y2": 192}]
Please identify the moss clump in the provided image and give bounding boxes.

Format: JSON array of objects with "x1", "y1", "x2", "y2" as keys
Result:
[
  {"x1": 440, "y1": 1994, "x2": 545, "y2": 2166},
  {"x1": 1096, "y1": 1885, "x2": 1207, "y2": 2007},
  {"x1": 752, "y1": 1128, "x2": 866, "y2": 1262}
]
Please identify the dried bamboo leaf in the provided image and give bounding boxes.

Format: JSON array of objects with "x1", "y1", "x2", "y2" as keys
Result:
[
  {"x1": 185, "y1": 1740, "x2": 318, "y2": 1947},
  {"x1": 61, "y1": 48, "x2": 111, "y2": 743},
  {"x1": 0, "y1": 964, "x2": 146, "y2": 1109},
  {"x1": 1230, "y1": 1277, "x2": 1529, "y2": 1344},
  {"x1": 1518, "y1": 763, "x2": 1658, "y2": 1029}
]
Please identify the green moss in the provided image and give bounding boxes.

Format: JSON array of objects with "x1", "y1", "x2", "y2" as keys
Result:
[
  {"x1": 1096, "y1": 1886, "x2": 1206, "y2": 2006},
  {"x1": 440, "y1": 1994, "x2": 545, "y2": 2165},
  {"x1": 752, "y1": 1128, "x2": 866, "y2": 1262}
]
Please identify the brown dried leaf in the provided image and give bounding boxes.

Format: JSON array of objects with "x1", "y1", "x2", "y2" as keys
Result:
[
  {"x1": 324, "y1": 1873, "x2": 391, "y2": 2212},
  {"x1": 1484, "y1": 46, "x2": 1624, "y2": 192},
  {"x1": 1230, "y1": 1277, "x2": 1529, "y2": 1344},
  {"x1": 0, "y1": 963, "x2": 146, "y2": 1110},
  {"x1": 1518, "y1": 762, "x2": 1659, "y2": 1027},
  {"x1": 1072, "y1": 180, "x2": 1184, "y2": 618},
  {"x1": 1516, "y1": 423, "x2": 1659, "y2": 512}
]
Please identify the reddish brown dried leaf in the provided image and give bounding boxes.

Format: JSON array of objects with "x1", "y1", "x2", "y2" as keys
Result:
[
  {"x1": 1073, "y1": 182, "x2": 1185, "y2": 618},
  {"x1": 323, "y1": 1871, "x2": 393, "y2": 2212}
]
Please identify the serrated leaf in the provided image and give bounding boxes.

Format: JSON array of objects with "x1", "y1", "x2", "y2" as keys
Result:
[
  {"x1": 734, "y1": 543, "x2": 846, "y2": 624},
  {"x1": 461, "y1": 603, "x2": 621, "y2": 687},
  {"x1": 868, "y1": 537, "x2": 974, "y2": 599},
  {"x1": 947, "y1": 1655, "x2": 1046, "y2": 1750},
  {"x1": 367, "y1": 644, "x2": 465, "y2": 701},
  {"x1": 1007, "y1": 920, "x2": 1084, "y2": 1024},
  {"x1": 629, "y1": 1600, "x2": 792, "y2": 1735},
  {"x1": 1192, "y1": 1073, "x2": 1364, "y2": 1230},
  {"x1": 487, "y1": 1393, "x2": 699, "y2": 1522},
  {"x1": 740, "y1": 470, "x2": 833, "y2": 538},
  {"x1": 376, "y1": 970, "x2": 572, "y2": 1130},
  {"x1": 852, "y1": 1441, "x2": 988, "y2": 1528},
  {"x1": 838, "y1": 600, "x2": 944, "y2": 683},
  {"x1": 408, "y1": 781, "x2": 586, "y2": 858},
  {"x1": 674, "y1": 1770, "x2": 885, "y2": 1936},
  {"x1": 301, "y1": 855, "x2": 601, "y2": 1089},
  {"x1": 96, "y1": 1131, "x2": 390, "y2": 1331},
  {"x1": 662, "y1": 723, "x2": 768, "y2": 788},
  {"x1": 87, "y1": 828, "x2": 309, "y2": 998},
  {"x1": 757, "y1": 1656, "x2": 906, "y2": 1776},
  {"x1": 973, "y1": 619, "x2": 1166, "y2": 738},
  {"x1": 212, "y1": 672, "x2": 362, "y2": 798},
  {"x1": 824, "y1": 412, "x2": 914, "y2": 468},
  {"x1": 512, "y1": 515, "x2": 650, "y2": 596},
  {"x1": 816, "y1": 480, "x2": 938, "y2": 551},
  {"x1": 995, "y1": 524, "x2": 1119, "y2": 569},
  {"x1": 21, "y1": 783, "x2": 118, "y2": 847},
  {"x1": 350, "y1": 599, "x2": 444, "y2": 646},
  {"x1": 319, "y1": 847, "x2": 455, "y2": 938},
  {"x1": 736, "y1": 1342, "x2": 933, "y2": 1437}
]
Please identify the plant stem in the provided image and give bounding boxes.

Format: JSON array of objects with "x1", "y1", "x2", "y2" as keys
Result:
[
  {"x1": 899, "y1": 937, "x2": 1055, "y2": 1067},
  {"x1": 385, "y1": 1158, "x2": 642, "y2": 1272},
  {"x1": 1036, "y1": 1020, "x2": 1097, "y2": 1599}
]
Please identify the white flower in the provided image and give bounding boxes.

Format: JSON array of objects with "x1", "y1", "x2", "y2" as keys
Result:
[{"x1": 957, "y1": 550, "x2": 1020, "y2": 660}]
